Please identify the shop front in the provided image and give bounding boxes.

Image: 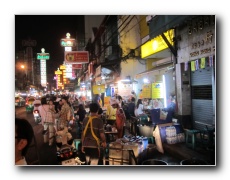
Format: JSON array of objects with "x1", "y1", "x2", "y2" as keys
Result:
[
  {"x1": 136, "y1": 29, "x2": 176, "y2": 111},
  {"x1": 176, "y1": 15, "x2": 215, "y2": 130}
]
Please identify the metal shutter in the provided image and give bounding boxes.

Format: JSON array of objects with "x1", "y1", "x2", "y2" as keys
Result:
[{"x1": 191, "y1": 66, "x2": 215, "y2": 130}]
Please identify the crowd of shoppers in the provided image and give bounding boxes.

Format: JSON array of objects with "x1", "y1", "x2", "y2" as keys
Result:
[{"x1": 15, "y1": 90, "x2": 177, "y2": 166}]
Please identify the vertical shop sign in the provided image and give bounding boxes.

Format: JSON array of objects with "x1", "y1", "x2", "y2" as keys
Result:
[
  {"x1": 142, "y1": 84, "x2": 151, "y2": 98},
  {"x1": 152, "y1": 83, "x2": 164, "y2": 98}
]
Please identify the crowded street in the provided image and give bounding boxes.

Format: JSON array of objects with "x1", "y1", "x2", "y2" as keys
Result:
[{"x1": 14, "y1": 14, "x2": 216, "y2": 167}]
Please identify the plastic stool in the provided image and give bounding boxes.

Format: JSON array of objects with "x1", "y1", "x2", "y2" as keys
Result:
[{"x1": 185, "y1": 129, "x2": 201, "y2": 149}]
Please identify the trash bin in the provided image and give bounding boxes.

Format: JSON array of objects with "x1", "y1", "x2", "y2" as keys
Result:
[
  {"x1": 180, "y1": 158, "x2": 208, "y2": 165},
  {"x1": 142, "y1": 159, "x2": 168, "y2": 165}
]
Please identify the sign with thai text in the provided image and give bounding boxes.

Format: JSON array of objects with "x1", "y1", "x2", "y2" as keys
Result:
[
  {"x1": 152, "y1": 83, "x2": 164, "y2": 98},
  {"x1": 64, "y1": 51, "x2": 89, "y2": 64}
]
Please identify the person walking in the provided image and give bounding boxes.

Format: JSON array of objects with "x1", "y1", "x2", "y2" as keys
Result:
[
  {"x1": 15, "y1": 118, "x2": 34, "y2": 165},
  {"x1": 81, "y1": 103, "x2": 106, "y2": 165},
  {"x1": 110, "y1": 98, "x2": 126, "y2": 138},
  {"x1": 58, "y1": 96, "x2": 72, "y2": 128},
  {"x1": 76, "y1": 104, "x2": 87, "y2": 138},
  {"x1": 38, "y1": 97, "x2": 55, "y2": 146},
  {"x1": 127, "y1": 97, "x2": 136, "y2": 117}
]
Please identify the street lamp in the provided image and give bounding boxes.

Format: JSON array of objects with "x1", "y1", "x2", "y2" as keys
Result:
[{"x1": 20, "y1": 64, "x2": 27, "y2": 90}]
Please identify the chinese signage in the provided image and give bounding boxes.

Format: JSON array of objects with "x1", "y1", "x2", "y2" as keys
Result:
[
  {"x1": 60, "y1": 38, "x2": 76, "y2": 47},
  {"x1": 37, "y1": 53, "x2": 50, "y2": 60},
  {"x1": 64, "y1": 51, "x2": 89, "y2": 64},
  {"x1": 55, "y1": 69, "x2": 62, "y2": 75},
  {"x1": 65, "y1": 64, "x2": 72, "y2": 78},
  {"x1": 72, "y1": 64, "x2": 82, "y2": 69},
  {"x1": 40, "y1": 60, "x2": 47, "y2": 87},
  {"x1": 60, "y1": 33, "x2": 76, "y2": 47},
  {"x1": 37, "y1": 48, "x2": 50, "y2": 60}
]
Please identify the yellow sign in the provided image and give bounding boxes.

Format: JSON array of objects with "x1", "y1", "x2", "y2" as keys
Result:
[
  {"x1": 152, "y1": 83, "x2": 163, "y2": 98},
  {"x1": 93, "y1": 84, "x2": 105, "y2": 94},
  {"x1": 200, "y1": 58, "x2": 206, "y2": 69},
  {"x1": 60, "y1": 65, "x2": 66, "y2": 70},
  {"x1": 141, "y1": 29, "x2": 174, "y2": 58},
  {"x1": 55, "y1": 70, "x2": 62, "y2": 75},
  {"x1": 191, "y1": 61, "x2": 195, "y2": 71},
  {"x1": 142, "y1": 84, "x2": 151, "y2": 98}
]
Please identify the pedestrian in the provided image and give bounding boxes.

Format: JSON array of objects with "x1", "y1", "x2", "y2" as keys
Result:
[
  {"x1": 93, "y1": 93, "x2": 101, "y2": 107},
  {"x1": 130, "y1": 90, "x2": 137, "y2": 104},
  {"x1": 127, "y1": 97, "x2": 136, "y2": 117},
  {"x1": 110, "y1": 98, "x2": 126, "y2": 138},
  {"x1": 38, "y1": 97, "x2": 55, "y2": 146},
  {"x1": 135, "y1": 99, "x2": 144, "y2": 117},
  {"x1": 76, "y1": 104, "x2": 87, "y2": 138},
  {"x1": 57, "y1": 98, "x2": 63, "y2": 112},
  {"x1": 81, "y1": 103, "x2": 106, "y2": 165},
  {"x1": 15, "y1": 118, "x2": 34, "y2": 165},
  {"x1": 58, "y1": 96, "x2": 72, "y2": 128},
  {"x1": 52, "y1": 96, "x2": 60, "y2": 113},
  {"x1": 32, "y1": 97, "x2": 41, "y2": 111},
  {"x1": 116, "y1": 94, "x2": 124, "y2": 108}
]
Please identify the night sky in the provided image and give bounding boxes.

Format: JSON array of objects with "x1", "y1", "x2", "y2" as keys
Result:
[{"x1": 15, "y1": 15, "x2": 85, "y2": 75}]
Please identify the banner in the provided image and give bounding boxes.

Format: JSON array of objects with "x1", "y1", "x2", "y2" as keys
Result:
[
  {"x1": 200, "y1": 57, "x2": 206, "y2": 69},
  {"x1": 191, "y1": 61, "x2": 195, "y2": 71},
  {"x1": 209, "y1": 55, "x2": 213, "y2": 67}
]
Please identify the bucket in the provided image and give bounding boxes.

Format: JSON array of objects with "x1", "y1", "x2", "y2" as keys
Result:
[
  {"x1": 180, "y1": 158, "x2": 208, "y2": 165},
  {"x1": 142, "y1": 159, "x2": 168, "y2": 165}
]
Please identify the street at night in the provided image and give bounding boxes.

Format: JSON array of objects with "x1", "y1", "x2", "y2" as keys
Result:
[{"x1": 2, "y1": 1, "x2": 230, "y2": 179}]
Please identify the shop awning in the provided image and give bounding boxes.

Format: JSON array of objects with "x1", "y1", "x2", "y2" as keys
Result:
[{"x1": 135, "y1": 63, "x2": 173, "y2": 78}]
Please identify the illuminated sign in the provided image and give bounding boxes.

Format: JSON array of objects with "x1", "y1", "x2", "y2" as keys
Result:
[
  {"x1": 40, "y1": 60, "x2": 47, "y2": 87},
  {"x1": 64, "y1": 51, "x2": 89, "y2": 64},
  {"x1": 141, "y1": 29, "x2": 174, "y2": 58},
  {"x1": 60, "y1": 38, "x2": 76, "y2": 47},
  {"x1": 55, "y1": 70, "x2": 62, "y2": 75},
  {"x1": 37, "y1": 53, "x2": 50, "y2": 60},
  {"x1": 72, "y1": 64, "x2": 82, "y2": 69},
  {"x1": 152, "y1": 83, "x2": 164, "y2": 98},
  {"x1": 60, "y1": 65, "x2": 66, "y2": 70}
]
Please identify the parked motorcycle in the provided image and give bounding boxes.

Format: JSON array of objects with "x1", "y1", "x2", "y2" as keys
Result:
[
  {"x1": 33, "y1": 100, "x2": 41, "y2": 124},
  {"x1": 55, "y1": 127, "x2": 85, "y2": 165},
  {"x1": 33, "y1": 109, "x2": 41, "y2": 124}
]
